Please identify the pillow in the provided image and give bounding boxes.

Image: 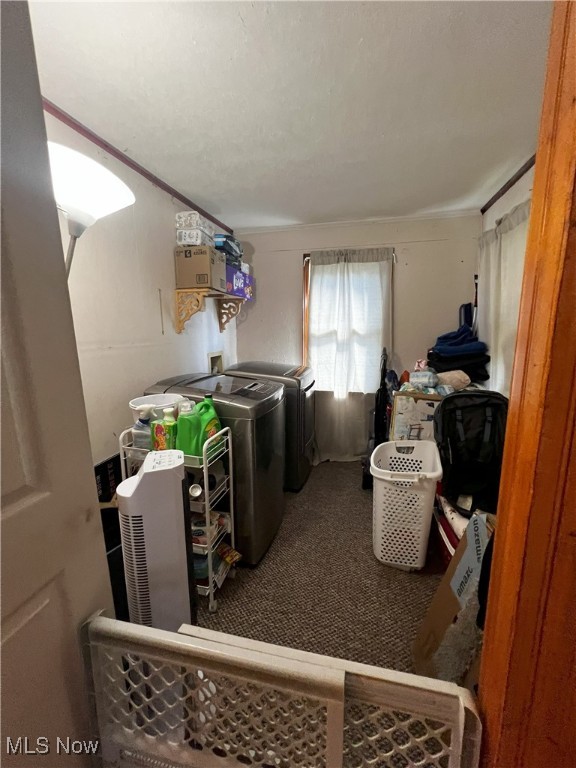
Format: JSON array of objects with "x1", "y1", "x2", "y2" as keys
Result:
[{"x1": 436, "y1": 370, "x2": 471, "y2": 391}]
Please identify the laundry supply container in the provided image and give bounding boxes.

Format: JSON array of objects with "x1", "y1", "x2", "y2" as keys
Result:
[
  {"x1": 370, "y1": 440, "x2": 442, "y2": 570},
  {"x1": 129, "y1": 394, "x2": 186, "y2": 422}
]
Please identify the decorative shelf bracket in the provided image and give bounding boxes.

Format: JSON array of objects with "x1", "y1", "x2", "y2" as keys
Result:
[
  {"x1": 216, "y1": 298, "x2": 245, "y2": 333},
  {"x1": 175, "y1": 290, "x2": 246, "y2": 334},
  {"x1": 175, "y1": 290, "x2": 206, "y2": 333}
]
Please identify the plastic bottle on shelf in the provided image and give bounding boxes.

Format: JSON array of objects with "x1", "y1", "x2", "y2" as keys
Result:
[
  {"x1": 132, "y1": 407, "x2": 153, "y2": 449},
  {"x1": 176, "y1": 400, "x2": 202, "y2": 456},
  {"x1": 152, "y1": 407, "x2": 178, "y2": 450},
  {"x1": 196, "y1": 394, "x2": 222, "y2": 451}
]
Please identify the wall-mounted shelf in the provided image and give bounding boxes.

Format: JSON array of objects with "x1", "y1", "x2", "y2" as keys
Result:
[{"x1": 174, "y1": 289, "x2": 245, "y2": 334}]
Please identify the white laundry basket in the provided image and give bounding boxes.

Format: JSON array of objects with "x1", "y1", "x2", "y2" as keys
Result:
[{"x1": 370, "y1": 440, "x2": 442, "y2": 570}]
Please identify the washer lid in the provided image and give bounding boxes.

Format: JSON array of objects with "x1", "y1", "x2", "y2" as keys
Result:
[
  {"x1": 145, "y1": 372, "x2": 211, "y2": 394},
  {"x1": 189, "y1": 374, "x2": 267, "y2": 396},
  {"x1": 290, "y1": 365, "x2": 315, "y2": 389},
  {"x1": 225, "y1": 361, "x2": 315, "y2": 389},
  {"x1": 146, "y1": 373, "x2": 284, "y2": 416}
]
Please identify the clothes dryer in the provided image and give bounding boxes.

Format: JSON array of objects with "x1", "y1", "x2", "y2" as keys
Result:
[{"x1": 225, "y1": 362, "x2": 315, "y2": 491}]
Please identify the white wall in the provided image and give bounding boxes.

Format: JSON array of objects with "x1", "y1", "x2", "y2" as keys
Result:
[
  {"x1": 44, "y1": 113, "x2": 237, "y2": 464},
  {"x1": 236, "y1": 214, "x2": 481, "y2": 375},
  {"x1": 482, "y1": 166, "x2": 534, "y2": 231}
]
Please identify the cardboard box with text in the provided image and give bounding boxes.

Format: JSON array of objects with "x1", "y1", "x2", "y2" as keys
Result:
[
  {"x1": 412, "y1": 513, "x2": 494, "y2": 682},
  {"x1": 174, "y1": 246, "x2": 226, "y2": 291}
]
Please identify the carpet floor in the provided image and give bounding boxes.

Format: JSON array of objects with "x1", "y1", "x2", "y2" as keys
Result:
[{"x1": 197, "y1": 461, "x2": 443, "y2": 673}]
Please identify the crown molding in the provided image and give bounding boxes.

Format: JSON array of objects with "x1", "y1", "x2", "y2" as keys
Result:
[{"x1": 42, "y1": 98, "x2": 233, "y2": 235}]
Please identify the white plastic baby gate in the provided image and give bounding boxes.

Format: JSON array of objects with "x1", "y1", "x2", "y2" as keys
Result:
[{"x1": 83, "y1": 615, "x2": 481, "y2": 768}]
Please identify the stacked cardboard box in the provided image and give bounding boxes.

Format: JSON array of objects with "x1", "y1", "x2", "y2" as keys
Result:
[
  {"x1": 225, "y1": 266, "x2": 255, "y2": 300},
  {"x1": 173, "y1": 212, "x2": 255, "y2": 300},
  {"x1": 174, "y1": 246, "x2": 226, "y2": 291}
]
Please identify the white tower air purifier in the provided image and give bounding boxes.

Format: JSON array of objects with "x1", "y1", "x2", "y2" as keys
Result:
[{"x1": 117, "y1": 450, "x2": 196, "y2": 631}]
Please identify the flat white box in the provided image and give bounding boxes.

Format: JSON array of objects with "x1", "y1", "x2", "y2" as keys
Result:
[{"x1": 390, "y1": 391, "x2": 442, "y2": 441}]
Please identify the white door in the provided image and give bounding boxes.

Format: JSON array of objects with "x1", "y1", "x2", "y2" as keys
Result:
[{"x1": 1, "y1": 4, "x2": 113, "y2": 766}]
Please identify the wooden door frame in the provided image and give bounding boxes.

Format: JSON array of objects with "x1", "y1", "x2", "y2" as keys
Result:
[{"x1": 479, "y1": 3, "x2": 576, "y2": 766}]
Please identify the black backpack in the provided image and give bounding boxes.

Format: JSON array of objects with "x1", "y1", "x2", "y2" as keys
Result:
[{"x1": 433, "y1": 391, "x2": 508, "y2": 515}]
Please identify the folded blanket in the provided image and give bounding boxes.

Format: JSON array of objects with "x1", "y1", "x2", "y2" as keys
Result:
[
  {"x1": 436, "y1": 370, "x2": 471, "y2": 390},
  {"x1": 438, "y1": 335, "x2": 479, "y2": 348},
  {"x1": 432, "y1": 364, "x2": 489, "y2": 381},
  {"x1": 428, "y1": 359, "x2": 489, "y2": 382},
  {"x1": 464, "y1": 368, "x2": 489, "y2": 382},
  {"x1": 428, "y1": 351, "x2": 491, "y2": 367},
  {"x1": 432, "y1": 340, "x2": 488, "y2": 357},
  {"x1": 436, "y1": 324, "x2": 476, "y2": 344}
]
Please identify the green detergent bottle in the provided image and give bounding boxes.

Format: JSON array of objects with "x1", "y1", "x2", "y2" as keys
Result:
[
  {"x1": 176, "y1": 400, "x2": 202, "y2": 456},
  {"x1": 196, "y1": 394, "x2": 222, "y2": 451}
]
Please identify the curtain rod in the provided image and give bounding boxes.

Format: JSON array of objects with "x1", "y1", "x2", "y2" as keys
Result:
[
  {"x1": 42, "y1": 97, "x2": 234, "y2": 235},
  {"x1": 481, "y1": 155, "x2": 536, "y2": 216}
]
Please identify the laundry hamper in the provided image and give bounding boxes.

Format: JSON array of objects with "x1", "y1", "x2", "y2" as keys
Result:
[{"x1": 370, "y1": 440, "x2": 442, "y2": 570}]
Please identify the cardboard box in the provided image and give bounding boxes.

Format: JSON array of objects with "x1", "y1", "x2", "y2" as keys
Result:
[
  {"x1": 225, "y1": 265, "x2": 255, "y2": 300},
  {"x1": 390, "y1": 391, "x2": 442, "y2": 440},
  {"x1": 412, "y1": 514, "x2": 493, "y2": 683},
  {"x1": 174, "y1": 246, "x2": 226, "y2": 291}
]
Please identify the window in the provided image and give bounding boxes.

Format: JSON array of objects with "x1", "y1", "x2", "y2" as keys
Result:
[{"x1": 306, "y1": 248, "x2": 394, "y2": 399}]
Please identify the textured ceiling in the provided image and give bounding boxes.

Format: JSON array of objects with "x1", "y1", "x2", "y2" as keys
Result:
[{"x1": 29, "y1": 1, "x2": 552, "y2": 230}]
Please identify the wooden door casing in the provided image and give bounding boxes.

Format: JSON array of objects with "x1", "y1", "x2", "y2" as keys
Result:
[{"x1": 478, "y1": 3, "x2": 576, "y2": 766}]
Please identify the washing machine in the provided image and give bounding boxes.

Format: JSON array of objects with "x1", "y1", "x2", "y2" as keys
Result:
[
  {"x1": 145, "y1": 373, "x2": 285, "y2": 565},
  {"x1": 225, "y1": 362, "x2": 315, "y2": 492}
]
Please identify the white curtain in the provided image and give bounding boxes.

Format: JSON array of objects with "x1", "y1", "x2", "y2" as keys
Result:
[
  {"x1": 477, "y1": 200, "x2": 531, "y2": 396},
  {"x1": 308, "y1": 248, "x2": 394, "y2": 462}
]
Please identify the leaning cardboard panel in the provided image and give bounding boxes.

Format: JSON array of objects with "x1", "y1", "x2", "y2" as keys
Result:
[
  {"x1": 390, "y1": 391, "x2": 442, "y2": 441},
  {"x1": 412, "y1": 514, "x2": 494, "y2": 683}
]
